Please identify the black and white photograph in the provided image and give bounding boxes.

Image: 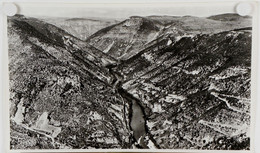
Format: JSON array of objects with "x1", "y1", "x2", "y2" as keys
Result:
[{"x1": 6, "y1": 2, "x2": 254, "y2": 150}]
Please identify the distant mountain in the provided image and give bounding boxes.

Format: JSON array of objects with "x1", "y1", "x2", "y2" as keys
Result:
[
  {"x1": 8, "y1": 13, "x2": 252, "y2": 150},
  {"x1": 87, "y1": 14, "x2": 251, "y2": 60},
  {"x1": 146, "y1": 15, "x2": 181, "y2": 25},
  {"x1": 86, "y1": 16, "x2": 164, "y2": 60},
  {"x1": 41, "y1": 17, "x2": 120, "y2": 41},
  {"x1": 207, "y1": 13, "x2": 251, "y2": 21},
  {"x1": 9, "y1": 15, "x2": 117, "y2": 83}
]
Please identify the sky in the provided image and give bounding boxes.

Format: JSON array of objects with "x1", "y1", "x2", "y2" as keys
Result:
[{"x1": 16, "y1": 2, "x2": 239, "y2": 19}]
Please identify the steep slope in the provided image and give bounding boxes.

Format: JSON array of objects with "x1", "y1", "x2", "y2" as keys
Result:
[
  {"x1": 88, "y1": 14, "x2": 251, "y2": 61},
  {"x1": 86, "y1": 16, "x2": 163, "y2": 60},
  {"x1": 41, "y1": 17, "x2": 119, "y2": 40},
  {"x1": 8, "y1": 13, "x2": 252, "y2": 150},
  {"x1": 9, "y1": 15, "x2": 117, "y2": 84},
  {"x1": 8, "y1": 15, "x2": 132, "y2": 149},
  {"x1": 116, "y1": 29, "x2": 251, "y2": 149}
]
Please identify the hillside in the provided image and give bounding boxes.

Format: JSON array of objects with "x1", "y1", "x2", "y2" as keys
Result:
[
  {"x1": 86, "y1": 16, "x2": 164, "y2": 60},
  {"x1": 41, "y1": 17, "x2": 120, "y2": 40},
  {"x1": 87, "y1": 14, "x2": 251, "y2": 60},
  {"x1": 116, "y1": 29, "x2": 251, "y2": 149},
  {"x1": 8, "y1": 15, "x2": 131, "y2": 149},
  {"x1": 8, "y1": 13, "x2": 252, "y2": 150}
]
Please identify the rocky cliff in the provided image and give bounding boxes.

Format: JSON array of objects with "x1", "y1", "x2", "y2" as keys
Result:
[{"x1": 8, "y1": 13, "x2": 252, "y2": 150}]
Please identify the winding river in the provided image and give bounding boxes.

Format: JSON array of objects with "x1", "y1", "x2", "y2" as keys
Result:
[
  {"x1": 110, "y1": 68, "x2": 148, "y2": 148},
  {"x1": 117, "y1": 87, "x2": 149, "y2": 148}
]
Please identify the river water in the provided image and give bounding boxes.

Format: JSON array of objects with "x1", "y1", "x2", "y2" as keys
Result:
[
  {"x1": 110, "y1": 68, "x2": 149, "y2": 147},
  {"x1": 130, "y1": 100, "x2": 146, "y2": 141},
  {"x1": 12, "y1": 66, "x2": 150, "y2": 148},
  {"x1": 117, "y1": 87, "x2": 148, "y2": 148}
]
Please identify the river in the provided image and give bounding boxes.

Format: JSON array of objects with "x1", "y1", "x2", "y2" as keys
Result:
[
  {"x1": 109, "y1": 66, "x2": 149, "y2": 148},
  {"x1": 117, "y1": 87, "x2": 148, "y2": 148}
]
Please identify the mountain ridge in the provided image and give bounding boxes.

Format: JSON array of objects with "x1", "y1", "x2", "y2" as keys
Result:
[
  {"x1": 86, "y1": 13, "x2": 251, "y2": 60},
  {"x1": 8, "y1": 13, "x2": 252, "y2": 150}
]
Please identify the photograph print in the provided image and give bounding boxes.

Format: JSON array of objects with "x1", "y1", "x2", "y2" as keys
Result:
[{"x1": 7, "y1": 2, "x2": 252, "y2": 150}]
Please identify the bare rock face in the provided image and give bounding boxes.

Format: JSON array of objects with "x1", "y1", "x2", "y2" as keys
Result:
[{"x1": 8, "y1": 13, "x2": 252, "y2": 150}]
